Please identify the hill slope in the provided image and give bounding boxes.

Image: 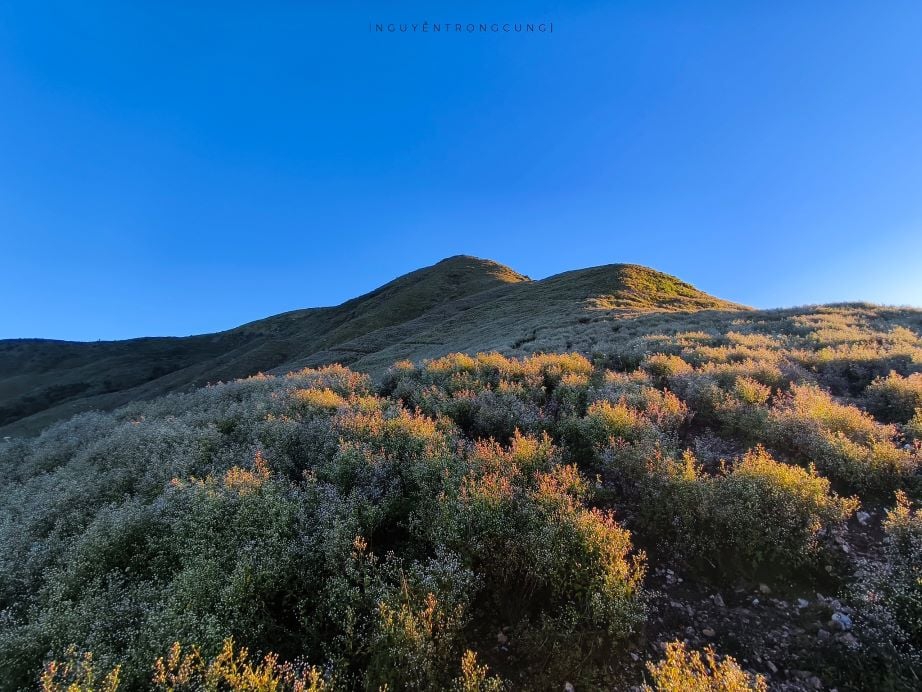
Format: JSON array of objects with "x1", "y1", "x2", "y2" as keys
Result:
[{"x1": 0, "y1": 257, "x2": 743, "y2": 436}]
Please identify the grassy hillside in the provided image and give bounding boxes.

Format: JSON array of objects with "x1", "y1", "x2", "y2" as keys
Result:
[
  {"x1": 2, "y1": 300, "x2": 921, "y2": 690},
  {"x1": 0, "y1": 258, "x2": 740, "y2": 437},
  {"x1": 0, "y1": 257, "x2": 527, "y2": 436}
]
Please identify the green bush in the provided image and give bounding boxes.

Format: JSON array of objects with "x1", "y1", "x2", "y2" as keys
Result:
[
  {"x1": 842, "y1": 491, "x2": 922, "y2": 690},
  {"x1": 4, "y1": 313, "x2": 922, "y2": 690},
  {"x1": 768, "y1": 383, "x2": 918, "y2": 494},
  {"x1": 639, "y1": 447, "x2": 857, "y2": 576},
  {"x1": 865, "y1": 372, "x2": 922, "y2": 424}
]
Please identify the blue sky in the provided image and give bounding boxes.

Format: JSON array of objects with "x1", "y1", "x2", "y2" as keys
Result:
[{"x1": 1, "y1": 1, "x2": 921, "y2": 340}]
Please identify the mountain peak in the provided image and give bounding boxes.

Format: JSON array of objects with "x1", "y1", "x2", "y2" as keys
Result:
[
  {"x1": 537, "y1": 263, "x2": 747, "y2": 311},
  {"x1": 428, "y1": 255, "x2": 530, "y2": 284},
  {"x1": 0, "y1": 257, "x2": 745, "y2": 436}
]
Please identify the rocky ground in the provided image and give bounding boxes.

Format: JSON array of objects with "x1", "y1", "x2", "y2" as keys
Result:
[
  {"x1": 485, "y1": 507, "x2": 882, "y2": 691},
  {"x1": 628, "y1": 508, "x2": 881, "y2": 691}
]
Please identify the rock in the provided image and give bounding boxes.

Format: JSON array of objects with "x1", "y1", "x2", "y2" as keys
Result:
[
  {"x1": 759, "y1": 583, "x2": 772, "y2": 594},
  {"x1": 702, "y1": 627, "x2": 716, "y2": 638},
  {"x1": 630, "y1": 652, "x2": 641, "y2": 662},
  {"x1": 752, "y1": 598, "x2": 760, "y2": 606},
  {"x1": 838, "y1": 632, "x2": 858, "y2": 647},
  {"x1": 817, "y1": 629, "x2": 831, "y2": 641},
  {"x1": 564, "y1": 683, "x2": 575, "y2": 692},
  {"x1": 830, "y1": 612, "x2": 853, "y2": 631},
  {"x1": 767, "y1": 661, "x2": 778, "y2": 674},
  {"x1": 796, "y1": 598, "x2": 810, "y2": 609},
  {"x1": 856, "y1": 511, "x2": 870, "y2": 526},
  {"x1": 712, "y1": 593, "x2": 725, "y2": 607},
  {"x1": 809, "y1": 675, "x2": 823, "y2": 689}
]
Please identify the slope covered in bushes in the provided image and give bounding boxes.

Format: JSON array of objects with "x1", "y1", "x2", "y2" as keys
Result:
[
  {"x1": 2, "y1": 304, "x2": 922, "y2": 690},
  {"x1": 0, "y1": 257, "x2": 740, "y2": 437}
]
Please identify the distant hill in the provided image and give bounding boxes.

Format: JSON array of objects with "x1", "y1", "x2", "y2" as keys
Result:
[{"x1": 0, "y1": 256, "x2": 745, "y2": 436}]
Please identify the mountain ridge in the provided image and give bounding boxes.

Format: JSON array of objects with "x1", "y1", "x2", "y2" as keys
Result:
[{"x1": 0, "y1": 256, "x2": 744, "y2": 436}]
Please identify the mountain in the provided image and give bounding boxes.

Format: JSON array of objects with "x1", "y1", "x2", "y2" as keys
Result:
[{"x1": 0, "y1": 256, "x2": 744, "y2": 436}]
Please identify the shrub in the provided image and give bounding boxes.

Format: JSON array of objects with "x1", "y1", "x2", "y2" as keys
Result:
[
  {"x1": 710, "y1": 448, "x2": 857, "y2": 570},
  {"x1": 152, "y1": 638, "x2": 329, "y2": 691},
  {"x1": 768, "y1": 383, "x2": 917, "y2": 493},
  {"x1": 40, "y1": 648, "x2": 121, "y2": 692},
  {"x1": 451, "y1": 650, "x2": 505, "y2": 692},
  {"x1": 908, "y1": 409, "x2": 922, "y2": 441},
  {"x1": 590, "y1": 372, "x2": 689, "y2": 433},
  {"x1": 368, "y1": 555, "x2": 477, "y2": 690},
  {"x1": 291, "y1": 387, "x2": 347, "y2": 413},
  {"x1": 642, "y1": 353, "x2": 693, "y2": 382},
  {"x1": 454, "y1": 389, "x2": 547, "y2": 442},
  {"x1": 865, "y1": 372, "x2": 922, "y2": 424},
  {"x1": 844, "y1": 491, "x2": 922, "y2": 689},
  {"x1": 670, "y1": 372, "x2": 770, "y2": 439},
  {"x1": 877, "y1": 491, "x2": 922, "y2": 647},
  {"x1": 469, "y1": 430, "x2": 558, "y2": 480},
  {"x1": 581, "y1": 400, "x2": 659, "y2": 448},
  {"x1": 430, "y1": 461, "x2": 646, "y2": 642},
  {"x1": 285, "y1": 364, "x2": 371, "y2": 397},
  {"x1": 642, "y1": 641, "x2": 767, "y2": 692},
  {"x1": 638, "y1": 448, "x2": 856, "y2": 576}
]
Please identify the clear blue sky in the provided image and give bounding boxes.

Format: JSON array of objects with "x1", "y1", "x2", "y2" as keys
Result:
[{"x1": 2, "y1": 1, "x2": 921, "y2": 340}]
